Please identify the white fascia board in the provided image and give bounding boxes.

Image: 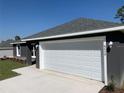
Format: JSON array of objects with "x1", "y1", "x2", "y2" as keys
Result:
[
  {"x1": 10, "y1": 41, "x2": 26, "y2": 45},
  {"x1": 22, "y1": 26, "x2": 124, "y2": 42}
]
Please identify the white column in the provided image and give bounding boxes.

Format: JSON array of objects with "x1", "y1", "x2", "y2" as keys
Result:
[
  {"x1": 39, "y1": 42, "x2": 45, "y2": 69},
  {"x1": 32, "y1": 46, "x2": 36, "y2": 58},
  {"x1": 103, "y1": 41, "x2": 108, "y2": 85}
]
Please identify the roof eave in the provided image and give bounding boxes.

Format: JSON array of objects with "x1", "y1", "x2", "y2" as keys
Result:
[
  {"x1": 22, "y1": 26, "x2": 124, "y2": 42},
  {"x1": 10, "y1": 41, "x2": 26, "y2": 45}
]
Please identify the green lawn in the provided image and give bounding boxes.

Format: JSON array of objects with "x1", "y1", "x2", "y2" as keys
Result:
[{"x1": 0, "y1": 60, "x2": 26, "y2": 80}]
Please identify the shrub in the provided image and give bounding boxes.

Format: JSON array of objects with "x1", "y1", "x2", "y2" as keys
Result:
[
  {"x1": 122, "y1": 81, "x2": 124, "y2": 89},
  {"x1": 106, "y1": 75, "x2": 115, "y2": 92}
]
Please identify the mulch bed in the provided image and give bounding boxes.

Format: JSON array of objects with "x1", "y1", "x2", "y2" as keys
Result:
[
  {"x1": 99, "y1": 86, "x2": 124, "y2": 93},
  {"x1": 0, "y1": 57, "x2": 26, "y2": 64}
]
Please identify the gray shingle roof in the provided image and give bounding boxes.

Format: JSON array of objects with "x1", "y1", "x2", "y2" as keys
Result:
[{"x1": 24, "y1": 18, "x2": 123, "y2": 39}]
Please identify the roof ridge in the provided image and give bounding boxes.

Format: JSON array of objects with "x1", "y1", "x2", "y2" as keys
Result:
[
  {"x1": 74, "y1": 17, "x2": 123, "y2": 24},
  {"x1": 23, "y1": 17, "x2": 124, "y2": 40}
]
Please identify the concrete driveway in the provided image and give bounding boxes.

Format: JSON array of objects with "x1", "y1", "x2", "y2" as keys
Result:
[{"x1": 0, "y1": 65, "x2": 104, "y2": 93}]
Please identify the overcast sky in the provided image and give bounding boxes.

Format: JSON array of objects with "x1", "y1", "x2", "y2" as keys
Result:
[{"x1": 0, "y1": 0, "x2": 123, "y2": 41}]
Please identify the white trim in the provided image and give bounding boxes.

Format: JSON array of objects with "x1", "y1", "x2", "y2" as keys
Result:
[
  {"x1": 39, "y1": 42, "x2": 45, "y2": 69},
  {"x1": 31, "y1": 46, "x2": 36, "y2": 58},
  {"x1": 41, "y1": 36, "x2": 105, "y2": 44},
  {"x1": 16, "y1": 45, "x2": 21, "y2": 57},
  {"x1": 16, "y1": 46, "x2": 18, "y2": 56},
  {"x1": 10, "y1": 41, "x2": 26, "y2": 45},
  {"x1": 31, "y1": 56, "x2": 36, "y2": 58},
  {"x1": 22, "y1": 26, "x2": 124, "y2": 41},
  {"x1": 103, "y1": 41, "x2": 108, "y2": 85}
]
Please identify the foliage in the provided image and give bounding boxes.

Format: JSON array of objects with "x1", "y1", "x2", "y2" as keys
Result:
[
  {"x1": 0, "y1": 39, "x2": 14, "y2": 47},
  {"x1": 122, "y1": 81, "x2": 124, "y2": 89},
  {"x1": 106, "y1": 75, "x2": 115, "y2": 92},
  {"x1": 15, "y1": 36, "x2": 21, "y2": 41},
  {"x1": 115, "y1": 5, "x2": 124, "y2": 23}
]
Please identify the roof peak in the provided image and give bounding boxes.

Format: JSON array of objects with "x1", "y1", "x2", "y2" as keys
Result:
[
  {"x1": 70, "y1": 17, "x2": 122, "y2": 24},
  {"x1": 23, "y1": 17, "x2": 124, "y2": 40}
]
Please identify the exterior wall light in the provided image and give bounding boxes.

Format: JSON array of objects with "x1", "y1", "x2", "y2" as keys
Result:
[
  {"x1": 108, "y1": 41, "x2": 113, "y2": 48},
  {"x1": 36, "y1": 44, "x2": 39, "y2": 48},
  {"x1": 107, "y1": 41, "x2": 113, "y2": 53}
]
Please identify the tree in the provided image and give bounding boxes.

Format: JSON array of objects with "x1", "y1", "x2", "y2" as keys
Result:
[
  {"x1": 0, "y1": 39, "x2": 14, "y2": 47},
  {"x1": 116, "y1": 5, "x2": 124, "y2": 23},
  {"x1": 15, "y1": 36, "x2": 21, "y2": 41}
]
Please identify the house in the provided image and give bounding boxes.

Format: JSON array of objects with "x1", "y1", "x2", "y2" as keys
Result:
[
  {"x1": 0, "y1": 40, "x2": 14, "y2": 58},
  {"x1": 0, "y1": 47, "x2": 13, "y2": 58},
  {"x1": 11, "y1": 41, "x2": 37, "y2": 65},
  {"x1": 12, "y1": 18, "x2": 124, "y2": 88}
]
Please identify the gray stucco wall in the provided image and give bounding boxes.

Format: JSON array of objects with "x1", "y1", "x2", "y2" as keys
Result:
[
  {"x1": 13, "y1": 44, "x2": 27, "y2": 57},
  {"x1": 25, "y1": 44, "x2": 32, "y2": 65},
  {"x1": 20, "y1": 44, "x2": 27, "y2": 57},
  {"x1": 36, "y1": 46, "x2": 39, "y2": 68},
  {"x1": 106, "y1": 31, "x2": 124, "y2": 88},
  {"x1": 13, "y1": 43, "x2": 32, "y2": 65},
  {"x1": 119, "y1": 44, "x2": 124, "y2": 88},
  {"x1": 13, "y1": 45, "x2": 16, "y2": 57},
  {"x1": 107, "y1": 43, "x2": 121, "y2": 86}
]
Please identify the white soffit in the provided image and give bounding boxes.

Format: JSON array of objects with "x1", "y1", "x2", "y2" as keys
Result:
[{"x1": 10, "y1": 41, "x2": 26, "y2": 45}]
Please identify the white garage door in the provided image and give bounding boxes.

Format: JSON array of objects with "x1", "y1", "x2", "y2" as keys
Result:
[{"x1": 40, "y1": 37, "x2": 105, "y2": 81}]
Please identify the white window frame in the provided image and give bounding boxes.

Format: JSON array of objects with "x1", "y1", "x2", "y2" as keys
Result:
[
  {"x1": 31, "y1": 46, "x2": 36, "y2": 58},
  {"x1": 16, "y1": 45, "x2": 21, "y2": 57}
]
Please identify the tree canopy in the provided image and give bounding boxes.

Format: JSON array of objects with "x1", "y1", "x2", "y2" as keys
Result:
[
  {"x1": 116, "y1": 5, "x2": 124, "y2": 23},
  {"x1": 15, "y1": 36, "x2": 21, "y2": 41},
  {"x1": 0, "y1": 39, "x2": 14, "y2": 47}
]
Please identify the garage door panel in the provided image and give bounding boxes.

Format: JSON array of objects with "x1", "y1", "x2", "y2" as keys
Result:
[
  {"x1": 45, "y1": 62, "x2": 101, "y2": 71},
  {"x1": 45, "y1": 61, "x2": 101, "y2": 72},
  {"x1": 45, "y1": 50, "x2": 101, "y2": 62},
  {"x1": 45, "y1": 51, "x2": 101, "y2": 66},
  {"x1": 45, "y1": 63, "x2": 102, "y2": 74},
  {"x1": 46, "y1": 64, "x2": 102, "y2": 81},
  {"x1": 46, "y1": 64, "x2": 91, "y2": 75},
  {"x1": 41, "y1": 39, "x2": 104, "y2": 81}
]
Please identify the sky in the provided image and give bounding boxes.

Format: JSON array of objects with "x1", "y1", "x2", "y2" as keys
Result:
[{"x1": 0, "y1": 0, "x2": 123, "y2": 41}]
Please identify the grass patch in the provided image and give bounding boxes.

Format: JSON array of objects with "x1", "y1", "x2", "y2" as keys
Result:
[{"x1": 0, "y1": 60, "x2": 27, "y2": 80}]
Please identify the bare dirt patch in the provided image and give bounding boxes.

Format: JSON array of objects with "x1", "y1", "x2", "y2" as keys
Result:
[{"x1": 99, "y1": 87, "x2": 124, "y2": 93}]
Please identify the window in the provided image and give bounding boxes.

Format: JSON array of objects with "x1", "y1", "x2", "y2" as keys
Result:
[
  {"x1": 16, "y1": 45, "x2": 21, "y2": 57},
  {"x1": 31, "y1": 45, "x2": 36, "y2": 58}
]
